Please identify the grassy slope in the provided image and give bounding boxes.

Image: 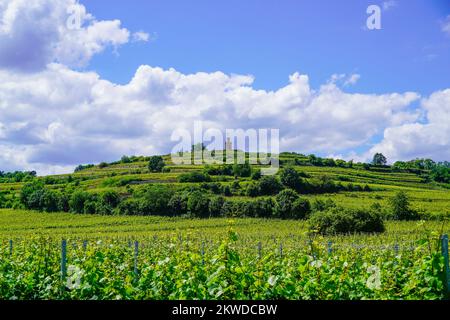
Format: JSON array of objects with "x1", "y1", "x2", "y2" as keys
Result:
[
  {"x1": 2, "y1": 154, "x2": 449, "y2": 214},
  {"x1": 1, "y1": 209, "x2": 449, "y2": 244},
  {"x1": 0, "y1": 153, "x2": 449, "y2": 239}
]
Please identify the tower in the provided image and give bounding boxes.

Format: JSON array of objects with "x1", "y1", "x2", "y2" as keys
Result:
[{"x1": 226, "y1": 137, "x2": 233, "y2": 151}]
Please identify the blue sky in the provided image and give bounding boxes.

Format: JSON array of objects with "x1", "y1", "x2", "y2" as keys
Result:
[
  {"x1": 0, "y1": 0, "x2": 450, "y2": 174},
  {"x1": 84, "y1": 0, "x2": 450, "y2": 95}
]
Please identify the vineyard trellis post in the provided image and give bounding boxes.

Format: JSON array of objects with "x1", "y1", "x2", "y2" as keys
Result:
[
  {"x1": 328, "y1": 241, "x2": 333, "y2": 255},
  {"x1": 279, "y1": 243, "x2": 283, "y2": 259},
  {"x1": 134, "y1": 241, "x2": 139, "y2": 278},
  {"x1": 82, "y1": 240, "x2": 87, "y2": 251},
  {"x1": 9, "y1": 239, "x2": 12, "y2": 256},
  {"x1": 442, "y1": 235, "x2": 450, "y2": 298},
  {"x1": 201, "y1": 242, "x2": 205, "y2": 265},
  {"x1": 257, "y1": 242, "x2": 262, "y2": 259},
  {"x1": 61, "y1": 239, "x2": 67, "y2": 283}
]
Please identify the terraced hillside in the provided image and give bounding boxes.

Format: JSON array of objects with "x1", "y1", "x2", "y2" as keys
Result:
[{"x1": 1, "y1": 152, "x2": 449, "y2": 218}]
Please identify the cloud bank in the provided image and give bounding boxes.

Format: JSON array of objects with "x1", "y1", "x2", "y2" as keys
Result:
[{"x1": 0, "y1": 0, "x2": 147, "y2": 72}]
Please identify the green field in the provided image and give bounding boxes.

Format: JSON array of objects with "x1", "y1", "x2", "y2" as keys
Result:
[{"x1": 0, "y1": 209, "x2": 448, "y2": 240}]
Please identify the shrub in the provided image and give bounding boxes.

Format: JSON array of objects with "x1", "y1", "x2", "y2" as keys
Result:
[
  {"x1": 246, "y1": 183, "x2": 260, "y2": 197},
  {"x1": 430, "y1": 166, "x2": 450, "y2": 183},
  {"x1": 178, "y1": 171, "x2": 212, "y2": 183},
  {"x1": 100, "y1": 190, "x2": 120, "y2": 208},
  {"x1": 148, "y1": 156, "x2": 165, "y2": 173},
  {"x1": 298, "y1": 171, "x2": 310, "y2": 178},
  {"x1": 311, "y1": 175, "x2": 337, "y2": 193},
  {"x1": 222, "y1": 185, "x2": 232, "y2": 196},
  {"x1": 0, "y1": 192, "x2": 6, "y2": 208},
  {"x1": 389, "y1": 191, "x2": 419, "y2": 220},
  {"x1": 280, "y1": 167, "x2": 302, "y2": 190},
  {"x1": 168, "y1": 192, "x2": 189, "y2": 215},
  {"x1": 121, "y1": 155, "x2": 131, "y2": 163},
  {"x1": 187, "y1": 191, "x2": 211, "y2": 217},
  {"x1": 74, "y1": 164, "x2": 94, "y2": 172},
  {"x1": 291, "y1": 197, "x2": 311, "y2": 219},
  {"x1": 258, "y1": 175, "x2": 283, "y2": 196},
  {"x1": 274, "y1": 189, "x2": 299, "y2": 219},
  {"x1": 309, "y1": 206, "x2": 385, "y2": 235},
  {"x1": 20, "y1": 180, "x2": 45, "y2": 207},
  {"x1": 27, "y1": 189, "x2": 60, "y2": 212},
  {"x1": 251, "y1": 198, "x2": 275, "y2": 218},
  {"x1": 209, "y1": 196, "x2": 225, "y2": 217},
  {"x1": 138, "y1": 185, "x2": 174, "y2": 216},
  {"x1": 220, "y1": 201, "x2": 234, "y2": 217},
  {"x1": 311, "y1": 198, "x2": 336, "y2": 212},
  {"x1": 84, "y1": 200, "x2": 98, "y2": 214},
  {"x1": 69, "y1": 191, "x2": 92, "y2": 214},
  {"x1": 217, "y1": 165, "x2": 234, "y2": 176},
  {"x1": 116, "y1": 198, "x2": 141, "y2": 216},
  {"x1": 251, "y1": 170, "x2": 262, "y2": 180},
  {"x1": 162, "y1": 167, "x2": 171, "y2": 173},
  {"x1": 220, "y1": 200, "x2": 250, "y2": 218},
  {"x1": 98, "y1": 162, "x2": 109, "y2": 169},
  {"x1": 94, "y1": 190, "x2": 121, "y2": 215},
  {"x1": 232, "y1": 164, "x2": 252, "y2": 177},
  {"x1": 42, "y1": 190, "x2": 60, "y2": 212},
  {"x1": 201, "y1": 182, "x2": 222, "y2": 194}
]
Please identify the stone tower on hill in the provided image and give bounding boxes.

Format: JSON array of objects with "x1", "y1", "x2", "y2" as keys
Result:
[{"x1": 226, "y1": 137, "x2": 233, "y2": 151}]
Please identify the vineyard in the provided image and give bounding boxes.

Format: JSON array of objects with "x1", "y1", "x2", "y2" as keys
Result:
[
  {"x1": 1, "y1": 152, "x2": 450, "y2": 300},
  {"x1": 0, "y1": 210, "x2": 449, "y2": 300}
]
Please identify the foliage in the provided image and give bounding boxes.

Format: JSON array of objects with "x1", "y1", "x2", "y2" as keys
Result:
[
  {"x1": 311, "y1": 198, "x2": 337, "y2": 212},
  {"x1": 74, "y1": 164, "x2": 95, "y2": 172},
  {"x1": 232, "y1": 163, "x2": 252, "y2": 177},
  {"x1": 309, "y1": 206, "x2": 385, "y2": 235},
  {"x1": 204, "y1": 165, "x2": 233, "y2": 176},
  {"x1": 251, "y1": 169, "x2": 262, "y2": 180},
  {"x1": 389, "y1": 191, "x2": 420, "y2": 221},
  {"x1": 121, "y1": 155, "x2": 131, "y2": 164},
  {"x1": 372, "y1": 153, "x2": 387, "y2": 166},
  {"x1": 136, "y1": 185, "x2": 174, "y2": 216},
  {"x1": 178, "y1": 171, "x2": 212, "y2": 183},
  {"x1": 148, "y1": 156, "x2": 166, "y2": 173},
  {"x1": 0, "y1": 171, "x2": 36, "y2": 183},
  {"x1": 258, "y1": 176, "x2": 283, "y2": 196},
  {"x1": 246, "y1": 183, "x2": 260, "y2": 197},
  {"x1": 168, "y1": 192, "x2": 189, "y2": 215},
  {"x1": 430, "y1": 166, "x2": 450, "y2": 184},
  {"x1": 274, "y1": 189, "x2": 300, "y2": 219},
  {"x1": 98, "y1": 162, "x2": 109, "y2": 169},
  {"x1": 291, "y1": 197, "x2": 312, "y2": 220},
  {"x1": 69, "y1": 191, "x2": 93, "y2": 214},
  {"x1": 280, "y1": 167, "x2": 302, "y2": 190},
  {"x1": 187, "y1": 191, "x2": 211, "y2": 218},
  {"x1": 0, "y1": 222, "x2": 445, "y2": 300}
]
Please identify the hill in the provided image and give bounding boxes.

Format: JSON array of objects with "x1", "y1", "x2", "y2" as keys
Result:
[
  {"x1": 0, "y1": 152, "x2": 449, "y2": 300},
  {"x1": 1, "y1": 152, "x2": 449, "y2": 219}
]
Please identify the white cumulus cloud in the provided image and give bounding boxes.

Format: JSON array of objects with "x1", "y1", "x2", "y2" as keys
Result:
[
  {"x1": 0, "y1": 63, "x2": 426, "y2": 174},
  {"x1": 442, "y1": 15, "x2": 450, "y2": 36},
  {"x1": 0, "y1": 0, "x2": 137, "y2": 72},
  {"x1": 368, "y1": 89, "x2": 450, "y2": 163}
]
